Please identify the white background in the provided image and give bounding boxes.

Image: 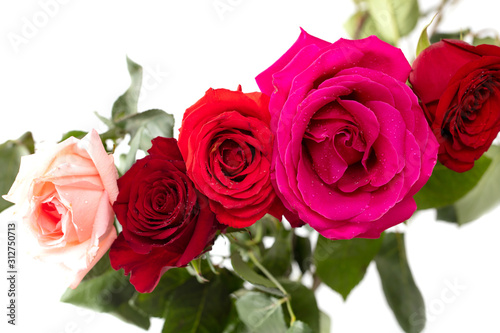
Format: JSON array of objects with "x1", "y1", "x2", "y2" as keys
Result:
[{"x1": 1, "y1": 0, "x2": 500, "y2": 332}]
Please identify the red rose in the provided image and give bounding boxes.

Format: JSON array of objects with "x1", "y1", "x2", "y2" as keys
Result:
[
  {"x1": 178, "y1": 87, "x2": 282, "y2": 228},
  {"x1": 109, "y1": 137, "x2": 219, "y2": 293},
  {"x1": 410, "y1": 39, "x2": 500, "y2": 172}
]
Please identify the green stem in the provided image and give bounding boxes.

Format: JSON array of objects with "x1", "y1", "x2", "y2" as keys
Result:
[
  {"x1": 245, "y1": 222, "x2": 264, "y2": 246},
  {"x1": 205, "y1": 253, "x2": 220, "y2": 275},
  {"x1": 247, "y1": 251, "x2": 296, "y2": 325}
]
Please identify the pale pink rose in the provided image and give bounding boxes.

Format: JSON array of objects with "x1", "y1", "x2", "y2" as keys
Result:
[{"x1": 3, "y1": 129, "x2": 118, "y2": 288}]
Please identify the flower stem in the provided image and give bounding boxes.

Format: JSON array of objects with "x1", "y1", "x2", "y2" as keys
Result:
[{"x1": 247, "y1": 251, "x2": 296, "y2": 325}]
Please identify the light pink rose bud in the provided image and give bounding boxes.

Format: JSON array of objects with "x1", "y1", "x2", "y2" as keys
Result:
[{"x1": 3, "y1": 129, "x2": 118, "y2": 288}]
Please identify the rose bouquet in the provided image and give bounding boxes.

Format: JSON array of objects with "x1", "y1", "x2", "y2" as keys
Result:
[{"x1": 2, "y1": 0, "x2": 500, "y2": 332}]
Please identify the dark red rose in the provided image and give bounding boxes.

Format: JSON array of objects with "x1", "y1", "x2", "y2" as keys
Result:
[
  {"x1": 178, "y1": 87, "x2": 283, "y2": 228},
  {"x1": 109, "y1": 137, "x2": 219, "y2": 293},
  {"x1": 410, "y1": 39, "x2": 500, "y2": 172}
]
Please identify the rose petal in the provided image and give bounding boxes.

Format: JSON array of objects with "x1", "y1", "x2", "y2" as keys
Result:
[
  {"x1": 256, "y1": 28, "x2": 331, "y2": 96},
  {"x1": 410, "y1": 40, "x2": 481, "y2": 104}
]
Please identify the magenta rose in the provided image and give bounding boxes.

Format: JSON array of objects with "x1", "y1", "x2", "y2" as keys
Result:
[
  {"x1": 256, "y1": 29, "x2": 439, "y2": 240},
  {"x1": 109, "y1": 137, "x2": 219, "y2": 293}
]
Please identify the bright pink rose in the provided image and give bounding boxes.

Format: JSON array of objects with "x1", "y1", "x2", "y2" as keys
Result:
[
  {"x1": 256, "y1": 29, "x2": 438, "y2": 240},
  {"x1": 110, "y1": 137, "x2": 220, "y2": 293},
  {"x1": 409, "y1": 39, "x2": 500, "y2": 172},
  {"x1": 3, "y1": 130, "x2": 118, "y2": 288}
]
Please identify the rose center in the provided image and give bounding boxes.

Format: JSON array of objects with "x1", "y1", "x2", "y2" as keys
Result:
[
  {"x1": 334, "y1": 130, "x2": 364, "y2": 165},
  {"x1": 461, "y1": 75, "x2": 499, "y2": 121},
  {"x1": 41, "y1": 202, "x2": 61, "y2": 228},
  {"x1": 303, "y1": 102, "x2": 367, "y2": 184},
  {"x1": 152, "y1": 186, "x2": 176, "y2": 213},
  {"x1": 38, "y1": 199, "x2": 64, "y2": 239},
  {"x1": 219, "y1": 139, "x2": 249, "y2": 177}
]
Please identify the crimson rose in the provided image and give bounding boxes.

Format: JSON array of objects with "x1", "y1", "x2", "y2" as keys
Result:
[
  {"x1": 410, "y1": 39, "x2": 500, "y2": 172},
  {"x1": 109, "y1": 137, "x2": 219, "y2": 293},
  {"x1": 178, "y1": 87, "x2": 282, "y2": 228}
]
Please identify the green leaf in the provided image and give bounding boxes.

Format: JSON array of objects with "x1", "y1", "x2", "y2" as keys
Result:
[
  {"x1": 416, "y1": 14, "x2": 437, "y2": 56},
  {"x1": 117, "y1": 109, "x2": 175, "y2": 174},
  {"x1": 319, "y1": 311, "x2": 331, "y2": 333},
  {"x1": 235, "y1": 291, "x2": 287, "y2": 333},
  {"x1": 133, "y1": 268, "x2": 192, "y2": 318},
  {"x1": 414, "y1": 154, "x2": 491, "y2": 210},
  {"x1": 0, "y1": 132, "x2": 34, "y2": 212},
  {"x1": 473, "y1": 35, "x2": 500, "y2": 46},
  {"x1": 367, "y1": 0, "x2": 420, "y2": 44},
  {"x1": 112, "y1": 301, "x2": 151, "y2": 330},
  {"x1": 60, "y1": 130, "x2": 88, "y2": 142},
  {"x1": 60, "y1": 253, "x2": 150, "y2": 330},
  {"x1": 120, "y1": 126, "x2": 145, "y2": 174},
  {"x1": 112, "y1": 57, "x2": 143, "y2": 122},
  {"x1": 162, "y1": 269, "x2": 242, "y2": 333},
  {"x1": 17, "y1": 131, "x2": 35, "y2": 154},
  {"x1": 117, "y1": 109, "x2": 174, "y2": 173},
  {"x1": 262, "y1": 227, "x2": 293, "y2": 277},
  {"x1": 293, "y1": 234, "x2": 312, "y2": 274},
  {"x1": 314, "y1": 235, "x2": 383, "y2": 300},
  {"x1": 60, "y1": 255, "x2": 136, "y2": 312},
  {"x1": 279, "y1": 280, "x2": 319, "y2": 333},
  {"x1": 99, "y1": 127, "x2": 125, "y2": 142},
  {"x1": 95, "y1": 111, "x2": 116, "y2": 128},
  {"x1": 230, "y1": 251, "x2": 283, "y2": 296},
  {"x1": 430, "y1": 29, "x2": 470, "y2": 43},
  {"x1": 189, "y1": 257, "x2": 209, "y2": 283},
  {"x1": 222, "y1": 300, "x2": 251, "y2": 333},
  {"x1": 344, "y1": 11, "x2": 378, "y2": 40},
  {"x1": 115, "y1": 108, "x2": 174, "y2": 140},
  {"x1": 286, "y1": 321, "x2": 313, "y2": 333},
  {"x1": 436, "y1": 205, "x2": 458, "y2": 223},
  {"x1": 375, "y1": 233, "x2": 425, "y2": 333},
  {"x1": 453, "y1": 145, "x2": 500, "y2": 224},
  {"x1": 80, "y1": 249, "x2": 116, "y2": 281}
]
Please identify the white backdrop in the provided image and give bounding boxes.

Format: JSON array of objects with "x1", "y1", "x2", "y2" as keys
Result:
[{"x1": 1, "y1": 1, "x2": 499, "y2": 332}]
